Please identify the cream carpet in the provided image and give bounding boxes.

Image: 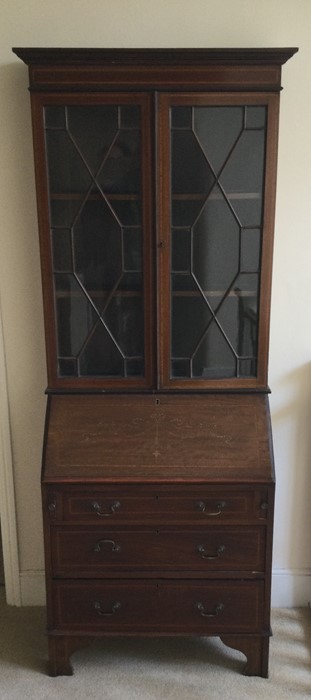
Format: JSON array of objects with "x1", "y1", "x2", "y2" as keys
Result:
[{"x1": 0, "y1": 587, "x2": 310, "y2": 699}]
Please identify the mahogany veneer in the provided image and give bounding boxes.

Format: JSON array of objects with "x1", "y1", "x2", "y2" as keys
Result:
[
  {"x1": 42, "y1": 393, "x2": 274, "y2": 677},
  {"x1": 13, "y1": 47, "x2": 297, "y2": 678}
]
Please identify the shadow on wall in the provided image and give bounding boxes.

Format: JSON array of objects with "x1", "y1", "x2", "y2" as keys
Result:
[
  {"x1": 271, "y1": 362, "x2": 311, "y2": 586},
  {"x1": 0, "y1": 522, "x2": 4, "y2": 586}
]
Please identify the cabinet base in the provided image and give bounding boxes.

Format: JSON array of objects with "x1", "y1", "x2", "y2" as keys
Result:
[
  {"x1": 220, "y1": 634, "x2": 269, "y2": 677},
  {"x1": 47, "y1": 633, "x2": 270, "y2": 678},
  {"x1": 48, "y1": 636, "x2": 92, "y2": 676}
]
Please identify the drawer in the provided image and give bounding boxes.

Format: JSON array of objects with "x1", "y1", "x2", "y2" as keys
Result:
[
  {"x1": 52, "y1": 487, "x2": 269, "y2": 523},
  {"x1": 53, "y1": 579, "x2": 264, "y2": 634},
  {"x1": 51, "y1": 525, "x2": 266, "y2": 576}
]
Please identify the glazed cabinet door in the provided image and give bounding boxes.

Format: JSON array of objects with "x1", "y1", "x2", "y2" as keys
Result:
[
  {"x1": 157, "y1": 93, "x2": 279, "y2": 390},
  {"x1": 31, "y1": 93, "x2": 154, "y2": 389}
]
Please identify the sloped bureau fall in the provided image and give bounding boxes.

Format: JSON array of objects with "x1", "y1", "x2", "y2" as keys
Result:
[{"x1": 13, "y1": 47, "x2": 297, "y2": 677}]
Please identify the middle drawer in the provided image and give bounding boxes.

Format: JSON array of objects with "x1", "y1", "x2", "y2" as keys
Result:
[{"x1": 51, "y1": 525, "x2": 266, "y2": 577}]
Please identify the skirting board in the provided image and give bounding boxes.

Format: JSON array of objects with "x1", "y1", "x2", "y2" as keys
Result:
[
  {"x1": 18, "y1": 569, "x2": 311, "y2": 608},
  {"x1": 271, "y1": 569, "x2": 311, "y2": 608}
]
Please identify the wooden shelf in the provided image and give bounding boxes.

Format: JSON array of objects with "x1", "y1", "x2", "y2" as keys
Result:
[
  {"x1": 173, "y1": 192, "x2": 261, "y2": 201},
  {"x1": 51, "y1": 192, "x2": 140, "y2": 201}
]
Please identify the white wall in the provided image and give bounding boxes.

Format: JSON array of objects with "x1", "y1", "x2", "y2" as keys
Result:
[{"x1": 0, "y1": 0, "x2": 310, "y2": 606}]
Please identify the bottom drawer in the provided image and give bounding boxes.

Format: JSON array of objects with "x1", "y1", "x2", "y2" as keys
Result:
[{"x1": 53, "y1": 579, "x2": 264, "y2": 634}]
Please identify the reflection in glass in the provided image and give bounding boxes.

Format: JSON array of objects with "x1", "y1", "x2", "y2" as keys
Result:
[
  {"x1": 54, "y1": 273, "x2": 98, "y2": 357},
  {"x1": 171, "y1": 359, "x2": 190, "y2": 378},
  {"x1": 97, "y1": 131, "x2": 141, "y2": 194},
  {"x1": 170, "y1": 104, "x2": 266, "y2": 379},
  {"x1": 220, "y1": 130, "x2": 265, "y2": 226},
  {"x1": 125, "y1": 358, "x2": 144, "y2": 376},
  {"x1": 172, "y1": 131, "x2": 215, "y2": 194},
  {"x1": 194, "y1": 106, "x2": 244, "y2": 174},
  {"x1": 192, "y1": 185, "x2": 240, "y2": 294},
  {"x1": 73, "y1": 198, "x2": 122, "y2": 295},
  {"x1": 46, "y1": 130, "x2": 93, "y2": 194},
  {"x1": 192, "y1": 322, "x2": 236, "y2": 378},
  {"x1": 171, "y1": 107, "x2": 192, "y2": 129},
  {"x1": 171, "y1": 295, "x2": 213, "y2": 358},
  {"x1": 240, "y1": 229, "x2": 261, "y2": 272},
  {"x1": 52, "y1": 229, "x2": 73, "y2": 272},
  {"x1": 123, "y1": 229, "x2": 142, "y2": 272},
  {"x1": 45, "y1": 104, "x2": 144, "y2": 378},
  {"x1": 172, "y1": 229, "x2": 191, "y2": 273},
  {"x1": 104, "y1": 296, "x2": 144, "y2": 358},
  {"x1": 67, "y1": 105, "x2": 118, "y2": 173},
  {"x1": 79, "y1": 322, "x2": 124, "y2": 377},
  {"x1": 245, "y1": 106, "x2": 266, "y2": 129}
]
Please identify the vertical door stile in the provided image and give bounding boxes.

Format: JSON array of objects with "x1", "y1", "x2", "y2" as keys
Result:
[
  {"x1": 141, "y1": 92, "x2": 156, "y2": 389},
  {"x1": 156, "y1": 93, "x2": 171, "y2": 389}
]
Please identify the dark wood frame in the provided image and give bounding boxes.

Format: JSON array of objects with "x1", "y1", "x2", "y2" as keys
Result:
[
  {"x1": 13, "y1": 47, "x2": 297, "y2": 92},
  {"x1": 30, "y1": 92, "x2": 155, "y2": 390},
  {"x1": 12, "y1": 47, "x2": 297, "y2": 678},
  {"x1": 13, "y1": 47, "x2": 297, "y2": 392},
  {"x1": 157, "y1": 91, "x2": 280, "y2": 391}
]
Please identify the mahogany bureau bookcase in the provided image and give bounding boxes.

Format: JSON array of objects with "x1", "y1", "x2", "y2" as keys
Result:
[{"x1": 13, "y1": 47, "x2": 297, "y2": 677}]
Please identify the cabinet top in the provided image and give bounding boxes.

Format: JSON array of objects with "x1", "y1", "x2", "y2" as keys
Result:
[
  {"x1": 12, "y1": 46, "x2": 298, "y2": 66},
  {"x1": 12, "y1": 47, "x2": 298, "y2": 92}
]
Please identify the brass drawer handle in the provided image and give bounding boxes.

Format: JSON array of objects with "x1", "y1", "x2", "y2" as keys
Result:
[
  {"x1": 197, "y1": 544, "x2": 226, "y2": 560},
  {"x1": 196, "y1": 500, "x2": 226, "y2": 516},
  {"x1": 93, "y1": 539, "x2": 121, "y2": 553},
  {"x1": 94, "y1": 600, "x2": 121, "y2": 617},
  {"x1": 91, "y1": 500, "x2": 121, "y2": 517},
  {"x1": 196, "y1": 602, "x2": 224, "y2": 618}
]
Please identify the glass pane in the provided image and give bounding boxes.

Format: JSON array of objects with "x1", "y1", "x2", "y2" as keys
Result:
[
  {"x1": 219, "y1": 131, "x2": 265, "y2": 209},
  {"x1": 58, "y1": 358, "x2": 77, "y2": 376},
  {"x1": 45, "y1": 130, "x2": 93, "y2": 194},
  {"x1": 123, "y1": 229, "x2": 142, "y2": 272},
  {"x1": 238, "y1": 358, "x2": 257, "y2": 377},
  {"x1": 109, "y1": 198, "x2": 141, "y2": 226},
  {"x1": 52, "y1": 229, "x2": 72, "y2": 271},
  {"x1": 45, "y1": 103, "x2": 145, "y2": 380},
  {"x1": 192, "y1": 322, "x2": 236, "y2": 378},
  {"x1": 240, "y1": 229, "x2": 261, "y2": 272},
  {"x1": 97, "y1": 131, "x2": 141, "y2": 194},
  {"x1": 120, "y1": 105, "x2": 140, "y2": 128},
  {"x1": 228, "y1": 192, "x2": 263, "y2": 228},
  {"x1": 67, "y1": 105, "x2": 118, "y2": 172},
  {"x1": 172, "y1": 229, "x2": 191, "y2": 272},
  {"x1": 194, "y1": 106, "x2": 244, "y2": 174},
  {"x1": 245, "y1": 106, "x2": 266, "y2": 129},
  {"x1": 192, "y1": 185, "x2": 240, "y2": 295},
  {"x1": 73, "y1": 196, "x2": 122, "y2": 298},
  {"x1": 171, "y1": 295, "x2": 213, "y2": 360},
  {"x1": 172, "y1": 273, "x2": 198, "y2": 293},
  {"x1": 169, "y1": 103, "x2": 267, "y2": 381},
  {"x1": 79, "y1": 321, "x2": 124, "y2": 377},
  {"x1": 217, "y1": 292, "x2": 258, "y2": 360},
  {"x1": 54, "y1": 273, "x2": 98, "y2": 357},
  {"x1": 171, "y1": 107, "x2": 192, "y2": 129},
  {"x1": 50, "y1": 198, "x2": 84, "y2": 229},
  {"x1": 125, "y1": 358, "x2": 144, "y2": 376},
  {"x1": 171, "y1": 359, "x2": 190, "y2": 378},
  {"x1": 104, "y1": 295, "x2": 144, "y2": 359},
  {"x1": 118, "y1": 272, "x2": 142, "y2": 291},
  {"x1": 172, "y1": 197, "x2": 205, "y2": 227},
  {"x1": 171, "y1": 131, "x2": 215, "y2": 194},
  {"x1": 45, "y1": 106, "x2": 66, "y2": 129}
]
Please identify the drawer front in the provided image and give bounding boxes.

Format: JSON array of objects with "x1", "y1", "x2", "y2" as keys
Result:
[
  {"x1": 53, "y1": 579, "x2": 264, "y2": 634},
  {"x1": 51, "y1": 526, "x2": 266, "y2": 576},
  {"x1": 58, "y1": 488, "x2": 269, "y2": 523}
]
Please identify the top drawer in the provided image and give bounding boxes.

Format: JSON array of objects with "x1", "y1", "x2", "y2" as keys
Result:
[{"x1": 45, "y1": 487, "x2": 270, "y2": 523}]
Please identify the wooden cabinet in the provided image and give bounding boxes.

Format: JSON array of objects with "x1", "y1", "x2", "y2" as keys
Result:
[{"x1": 13, "y1": 47, "x2": 297, "y2": 677}]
